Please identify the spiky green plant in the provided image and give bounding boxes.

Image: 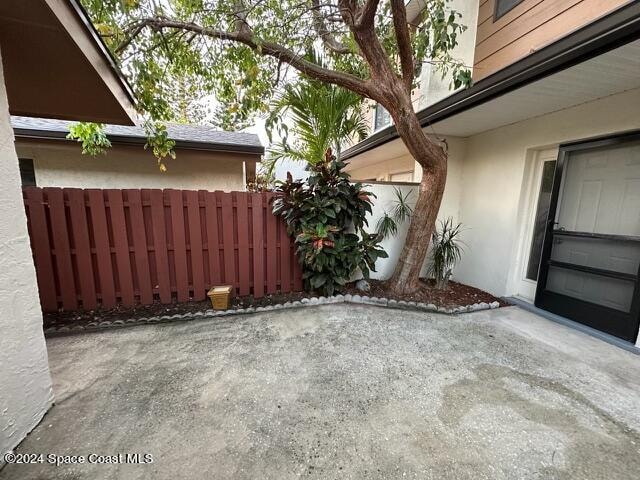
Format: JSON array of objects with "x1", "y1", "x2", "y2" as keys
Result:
[
  {"x1": 376, "y1": 213, "x2": 398, "y2": 241},
  {"x1": 428, "y1": 217, "x2": 464, "y2": 290},
  {"x1": 392, "y1": 187, "x2": 414, "y2": 223}
]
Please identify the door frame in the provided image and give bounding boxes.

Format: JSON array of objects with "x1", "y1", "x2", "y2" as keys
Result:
[
  {"x1": 534, "y1": 130, "x2": 640, "y2": 343},
  {"x1": 513, "y1": 148, "x2": 558, "y2": 301}
]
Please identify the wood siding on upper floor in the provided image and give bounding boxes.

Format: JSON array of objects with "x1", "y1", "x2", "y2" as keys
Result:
[{"x1": 473, "y1": 0, "x2": 631, "y2": 80}]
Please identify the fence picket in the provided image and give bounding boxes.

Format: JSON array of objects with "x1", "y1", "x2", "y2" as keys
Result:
[
  {"x1": 220, "y1": 192, "x2": 236, "y2": 289},
  {"x1": 205, "y1": 191, "x2": 221, "y2": 286},
  {"x1": 67, "y1": 188, "x2": 97, "y2": 310},
  {"x1": 169, "y1": 189, "x2": 189, "y2": 302},
  {"x1": 251, "y1": 193, "x2": 265, "y2": 298},
  {"x1": 127, "y1": 189, "x2": 154, "y2": 305},
  {"x1": 87, "y1": 189, "x2": 116, "y2": 308},
  {"x1": 150, "y1": 189, "x2": 171, "y2": 303},
  {"x1": 279, "y1": 221, "x2": 291, "y2": 293},
  {"x1": 23, "y1": 187, "x2": 57, "y2": 310},
  {"x1": 186, "y1": 190, "x2": 205, "y2": 300},
  {"x1": 265, "y1": 193, "x2": 278, "y2": 294},
  {"x1": 46, "y1": 188, "x2": 77, "y2": 310},
  {"x1": 236, "y1": 192, "x2": 250, "y2": 295},
  {"x1": 106, "y1": 190, "x2": 135, "y2": 306}
]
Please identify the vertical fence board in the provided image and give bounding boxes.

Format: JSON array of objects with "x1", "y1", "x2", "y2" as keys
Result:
[
  {"x1": 293, "y1": 247, "x2": 303, "y2": 291},
  {"x1": 46, "y1": 188, "x2": 77, "y2": 310},
  {"x1": 205, "y1": 191, "x2": 221, "y2": 286},
  {"x1": 220, "y1": 192, "x2": 236, "y2": 290},
  {"x1": 169, "y1": 190, "x2": 189, "y2": 302},
  {"x1": 279, "y1": 222, "x2": 291, "y2": 293},
  {"x1": 87, "y1": 189, "x2": 116, "y2": 308},
  {"x1": 127, "y1": 189, "x2": 154, "y2": 305},
  {"x1": 265, "y1": 194, "x2": 278, "y2": 294},
  {"x1": 150, "y1": 190, "x2": 171, "y2": 303},
  {"x1": 107, "y1": 190, "x2": 135, "y2": 306},
  {"x1": 251, "y1": 193, "x2": 265, "y2": 298},
  {"x1": 23, "y1": 187, "x2": 58, "y2": 311},
  {"x1": 186, "y1": 190, "x2": 205, "y2": 300},
  {"x1": 236, "y1": 193, "x2": 250, "y2": 295},
  {"x1": 67, "y1": 188, "x2": 97, "y2": 310}
]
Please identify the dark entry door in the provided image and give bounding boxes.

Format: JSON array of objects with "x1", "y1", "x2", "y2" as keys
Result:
[{"x1": 535, "y1": 133, "x2": 640, "y2": 342}]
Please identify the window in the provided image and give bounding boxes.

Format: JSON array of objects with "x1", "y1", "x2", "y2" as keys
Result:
[
  {"x1": 494, "y1": 0, "x2": 524, "y2": 20},
  {"x1": 525, "y1": 160, "x2": 556, "y2": 281},
  {"x1": 374, "y1": 103, "x2": 391, "y2": 131},
  {"x1": 18, "y1": 158, "x2": 36, "y2": 187}
]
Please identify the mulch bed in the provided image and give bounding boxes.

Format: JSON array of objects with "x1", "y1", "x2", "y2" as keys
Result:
[
  {"x1": 43, "y1": 278, "x2": 508, "y2": 330},
  {"x1": 346, "y1": 279, "x2": 510, "y2": 309}
]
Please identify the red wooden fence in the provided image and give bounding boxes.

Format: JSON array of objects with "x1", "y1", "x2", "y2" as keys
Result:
[{"x1": 23, "y1": 187, "x2": 303, "y2": 312}]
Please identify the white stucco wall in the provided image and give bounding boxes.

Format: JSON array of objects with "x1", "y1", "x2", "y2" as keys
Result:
[
  {"x1": 455, "y1": 87, "x2": 640, "y2": 304},
  {"x1": 415, "y1": 0, "x2": 479, "y2": 109},
  {"x1": 0, "y1": 49, "x2": 54, "y2": 459},
  {"x1": 16, "y1": 141, "x2": 254, "y2": 191}
]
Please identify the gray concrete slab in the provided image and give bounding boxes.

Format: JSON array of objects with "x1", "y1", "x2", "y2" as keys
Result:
[{"x1": 2, "y1": 305, "x2": 639, "y2": 480}]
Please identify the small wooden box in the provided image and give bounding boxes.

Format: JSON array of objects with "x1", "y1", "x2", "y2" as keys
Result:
[{"x1": 207, "y1": 285, "x2": 233, "y2": 310}]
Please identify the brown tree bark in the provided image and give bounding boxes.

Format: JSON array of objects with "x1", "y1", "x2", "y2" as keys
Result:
[{"x1": 385, "y1": 97, "x2": 448, "y2": 295}]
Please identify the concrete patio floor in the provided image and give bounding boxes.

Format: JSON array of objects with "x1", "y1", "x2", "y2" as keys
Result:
[{"x1": 2, "y1": 304, "x2": 640, "y2": 479}]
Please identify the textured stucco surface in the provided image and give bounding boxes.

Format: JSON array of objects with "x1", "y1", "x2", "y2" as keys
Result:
[
  {"x1": 15, "y1": 141, "x2": 253, "y2": 191},
  {"x1": 0, "y1": 49, "x2": 53, "y2": 458},
  {"x1": 2, "y1": 304, "x2": 639, "y2": 479}
]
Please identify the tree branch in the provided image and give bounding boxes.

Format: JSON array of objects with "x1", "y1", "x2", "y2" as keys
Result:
[
  {"x1": 311, "y1": 0, "x2": 352, "y2": 55},
  {"x1": 128, "y1": 17, "x2": 374, "y2": 98},
  {"x1": 390, "y1": 0, "x2": 414, "y2": 90},
  {"x1": 356, "y1": 0, "x2": 380, "y2": 28}
]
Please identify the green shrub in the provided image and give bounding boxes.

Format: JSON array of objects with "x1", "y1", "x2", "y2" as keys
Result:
[{"x1": 272, "y1": 153, "x2": 387, "y2": 296}]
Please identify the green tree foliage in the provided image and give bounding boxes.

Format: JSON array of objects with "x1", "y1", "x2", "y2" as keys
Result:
[
  {"x1": 66, "y1": 123, "x2": 111, "y2": 155},
  {"x1": 272, "y1": 152, "x2": 387, "y2": 295},
  {"x1": 79, "y1": 0, "x2": 469, "y2": 132}
]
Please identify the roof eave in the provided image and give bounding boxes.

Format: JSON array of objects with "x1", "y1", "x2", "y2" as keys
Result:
[
  {"x1": 13, "y1": 129, "x2": 265, "y2": 157},
  {"x1": 46, "y1": 0, "x2": 137, "y2": 124}
]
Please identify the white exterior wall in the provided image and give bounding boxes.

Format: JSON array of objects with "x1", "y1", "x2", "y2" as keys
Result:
[
  {"x1": 415, "y1": 0, "x2": 479, "y2": 110},
  {"x1": 0, "y1": 49, "x2": 53, "y2": 459},
  {"x1": 455, "y1": 87, "x2": 640, "y2": 309},
  {"x1": 16, "y1": 142, "x2": 252, "y2": 191}
]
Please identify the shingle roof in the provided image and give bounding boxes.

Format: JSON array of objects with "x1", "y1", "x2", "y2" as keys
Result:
[{"x1": 11, "y1": 116, "x2": 264, "y2": 155}]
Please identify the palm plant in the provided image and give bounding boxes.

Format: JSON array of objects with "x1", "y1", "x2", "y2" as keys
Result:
[
  {"x1": 428, "y1": 217, "x2": 464, "y2": 290},
  {"x1": 265, "y1": 56, "x2": 367, "y2": 173}
]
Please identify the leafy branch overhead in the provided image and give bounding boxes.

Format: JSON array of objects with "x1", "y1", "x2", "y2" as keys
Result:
[{"x1": 81, "y1": 0, "x2": 470, "y2": 131}]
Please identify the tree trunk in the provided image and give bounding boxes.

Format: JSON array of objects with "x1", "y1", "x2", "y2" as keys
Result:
[
  {"x1": 386, "y1": 103, "x2": 448, "y2": 295},
  {"x1": 388, "y1": 155, "x2": 446, "y2": 294}
]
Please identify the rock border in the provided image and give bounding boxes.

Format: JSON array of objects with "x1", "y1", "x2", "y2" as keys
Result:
[{"x1": 44, "y1": 295, "x2": 501, "y2": 336}]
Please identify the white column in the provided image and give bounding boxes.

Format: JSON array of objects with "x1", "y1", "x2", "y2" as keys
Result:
[{"x1": 0, "y1": 47, "x2": 53, "y2": 457}]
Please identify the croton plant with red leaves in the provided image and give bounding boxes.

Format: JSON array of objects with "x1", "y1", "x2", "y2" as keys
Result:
[{"x1": 272, "y1": 152, "x2": 387, "y2": 296}]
